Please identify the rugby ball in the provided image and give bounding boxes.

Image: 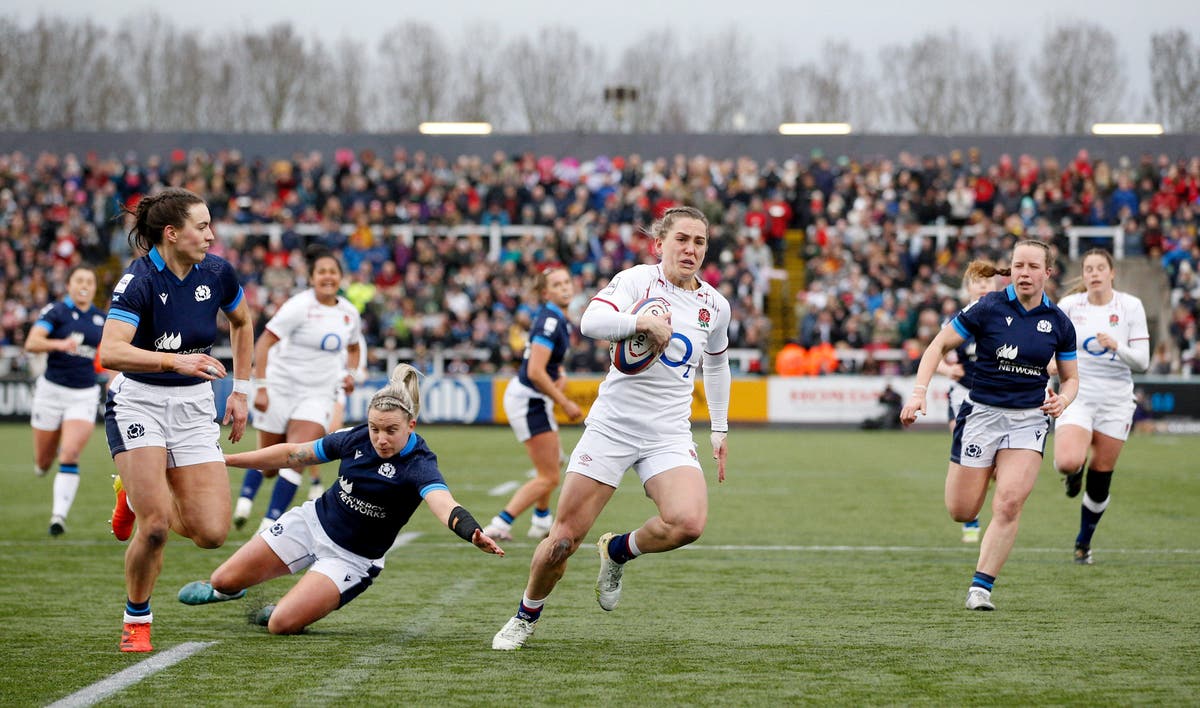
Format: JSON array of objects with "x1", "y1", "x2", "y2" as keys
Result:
[{"x1": 610, "y1": 297, "x2": 671, "y2": 375}]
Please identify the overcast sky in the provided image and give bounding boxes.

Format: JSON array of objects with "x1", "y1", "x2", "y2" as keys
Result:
[{"x1": 11, "y1": 0, "x2": 1199, "y2": 110}]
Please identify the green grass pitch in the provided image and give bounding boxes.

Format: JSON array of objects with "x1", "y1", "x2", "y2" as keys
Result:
[{"x1": 0, "y1": 423, "x2": 1196, "y2": 705}]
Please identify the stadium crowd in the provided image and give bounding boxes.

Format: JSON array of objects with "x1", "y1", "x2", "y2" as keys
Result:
[{"x1": 1, "y1": 146, "x2": 1198, "y2": 376}]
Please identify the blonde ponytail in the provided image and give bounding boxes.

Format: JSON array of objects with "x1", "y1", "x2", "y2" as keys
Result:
[{"x1": 369, "y1": 364, "x2": 422, "y2": 420}]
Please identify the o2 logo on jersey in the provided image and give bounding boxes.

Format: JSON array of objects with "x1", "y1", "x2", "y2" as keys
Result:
[
  {"x1": 659, "y1": 334, "x2": 696, "y2": 378},
  {"x1": 194, "y1": 285, "x2": 211, "y2": 302},
  {"x1": 319, "y1": 333, "x2": 343, "y2": 351},
  {"x1": 377, "y1": 463, "x2": 396, "y2": 479},
  {"x1": 1081, "y1": 336, "x2": 1115, "y2": 359}
]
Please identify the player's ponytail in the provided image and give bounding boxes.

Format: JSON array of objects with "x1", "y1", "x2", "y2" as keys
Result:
[
  {"x1": 964, "y1": 259, "x2": 1009, "y2": 281},
  {"x1": 369, "y1": 363, "x2": 422, "y2": 421}
]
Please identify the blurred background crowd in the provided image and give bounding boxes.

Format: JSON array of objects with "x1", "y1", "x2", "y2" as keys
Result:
[{"x1": 1, "y1": 145, "x2": 1197, "y2": 377}]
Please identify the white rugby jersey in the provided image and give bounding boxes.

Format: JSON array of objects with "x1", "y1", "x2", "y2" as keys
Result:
[
  {"x1": 1057, "y1": 289, "x2": 1149, "y2": 398},
  {"x1": 585, "y1": 264, "x2": 731, "y2": 439},
  {"x1": 265, "y1": 289, "x2": 362, "y2": 395}
]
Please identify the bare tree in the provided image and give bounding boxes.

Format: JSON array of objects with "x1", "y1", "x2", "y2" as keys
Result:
[
  {"x1": 961, "y1": 40, "x2": 1032, "y2": 133},
  {"x1": 1032, "y1": 21, "x2": 1126, "y2": 133},
  {"x1": 772, "y1": 41, "x2": 879, "y2": 131},
  {"x1": 503, "y1": 26, "x2": 606, "y2": 132},
  {"x1": 610, "y1": 29, "x2": 689, "y2": 132},
  {"x1": 880, "y1": 30, "x2": 974, "y2": 133},
  {"x1": 686, "y1": 28, "x2": 759, "y2": 132},
  {"x1": 240, "y1": 23, "x2": 311, "y2": 131},
  {"x1": 378, "y1": 21, "x2": 451, "y2": 130},
  {"x1": 449, "y1": 21, "x2": 506, "y2": 127},
  {"x1": 1149, "y1": 29, "x2": 1200, "y2": 132},
  {"x1": 309, "y1": 38, "x2": 371, "y2": 133}
]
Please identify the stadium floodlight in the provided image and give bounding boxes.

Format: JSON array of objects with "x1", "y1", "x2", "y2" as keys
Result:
[
  {"x1": 779, "y1": 122, "x2": 852, "y2": 135},
  {"x1": 1090, "y1": 123, "x2": 1164, "y2": 136},
  {"x1": 418, "y1": 122, "x2": 493, "y2": 135}
]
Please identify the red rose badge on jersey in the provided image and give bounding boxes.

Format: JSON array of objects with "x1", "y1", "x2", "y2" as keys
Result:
[
  {"x1": 698, "y1": 308, "x2": 711, "y2": 329},
  {"x1": 1109, "y1": 314, "x2": 1119, "y2": 327}
]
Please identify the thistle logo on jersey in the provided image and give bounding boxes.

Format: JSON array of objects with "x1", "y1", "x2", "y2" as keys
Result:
[
  {"x1": 965, "y1": 444, "x2": 983, "y2": 458},
  {"x1": 1037, "y1": 320, "x2": 1052, "y2": 333},
  {"x1": 126, "y1": 423, "x2": 145, "y2": 439},
  {"x1": 154, "y1": 332, "x2": 182, "y2": 350},
  {"x1": 92, "y1": 314, "x2": 104, "y2": 326},
  {"x1": 996, "y1": 344, "x2": 1019, "y2": 360},
  {"x1": 377, "y1": 463, "x2": 396, "y2": 479},
  {"x1": 194, "y1": 285, "x2": 211, "y2": 302}
]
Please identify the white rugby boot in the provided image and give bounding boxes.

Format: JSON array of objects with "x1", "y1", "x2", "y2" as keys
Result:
[
  {"x1": 595, "y1": 532, "x2": 625, "y2": 611},
  {"x1": 492, "y1": 616, "x2": 536, "y2": 650}
]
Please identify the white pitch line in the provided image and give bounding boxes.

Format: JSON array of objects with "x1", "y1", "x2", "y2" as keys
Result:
[
  {"x1": 386, "y1": 531, "x2": 422, "y2": 555},
  {"x1": 488, "y1": 480, "x2": 520, "y2": 496},
  {"x1": 47, "y1": 641, "x2": 215, "y2": 708}
]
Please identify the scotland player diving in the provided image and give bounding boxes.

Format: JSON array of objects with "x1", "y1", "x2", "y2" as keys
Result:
[
  {"x1": 177, "y1": 364, "x2": 504, "y2": 635},
  {"x1": 901, "y1": 240, "x2": 1078, "y2": 611}
]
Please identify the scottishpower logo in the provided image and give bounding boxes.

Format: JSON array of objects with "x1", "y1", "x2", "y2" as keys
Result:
[
  {"x1": 154, "y1": 332, "x2": 183, "y2": 350},
  {"x1": 995, "y1": 344, "x2": 1019, "y2": 360},
  {"x1": 420, "y1": 376, "x2": 481, "y2": 423}
]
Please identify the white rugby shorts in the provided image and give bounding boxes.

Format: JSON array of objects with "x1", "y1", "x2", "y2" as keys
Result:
[
  {"x1": 104, "y1": 373, "x2": 223, "y2": 467},
  {"x1": 503, "y1": 378, "x2": 557, "y2": 442},
  {"x1": 950, "y1": 397, "x2": 1050, "y2": 468},
  {"x1": 261, "y1": 501, "x2": 384, "y2": 607},
  {"x1": 1055, "y1": 390, "x2": 1137, "y2": 442},
  {"x1": 253, "y1": 385, "x2": 335, "y2": 435},
  {"x1": 567, "y1": 425, "x2": 701, "y2": 488},
  {"x1": 31, "y1": 376, "x2": 100, "y2": 430}
]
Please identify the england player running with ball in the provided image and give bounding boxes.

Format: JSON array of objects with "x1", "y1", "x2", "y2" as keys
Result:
[
  {"x1": 901, "y1": 240, "x2": 1079, "y2": 611},
  {"x1": 178, "y1": 364, "x2": 503, "y2": 635},
  {"x1": 1053, "y1": 249, "x2": 1149, "y2": 565},
  {"x1": 493, "y1": 206, "x2": 731, "y2": 650}
]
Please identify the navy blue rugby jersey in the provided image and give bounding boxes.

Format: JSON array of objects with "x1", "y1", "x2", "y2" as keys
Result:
[
  {"x1": 950, "y1": 284, "x2": 1076, "y2": 409},
  {"x1": 517, "y1": 302, "x2": 571, "y2": 388},
  {"x1": 312, "y1": 426, "x2": 448, "y2": 559},
  {"x1": 954, "y1": 337, "x2": 978, "y2": 391},
  {"x1": 106, "y1": 248, "x2": 244, "y2": 386},
  {"x1": 34, "y1": 297, "x2": 106, "y2": 388}
]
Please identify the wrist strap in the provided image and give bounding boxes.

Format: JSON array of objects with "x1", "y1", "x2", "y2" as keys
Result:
[{"x1": 232, "y1": 379, "x2": 251, "y2": 396}]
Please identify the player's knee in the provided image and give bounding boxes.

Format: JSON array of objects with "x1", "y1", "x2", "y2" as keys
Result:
[
  {"x1": 189, "y1": 525, "x2": 228, "y2": 549},
  {"x1": 209, "y1": 568, "x2": 238, "y2": 594},
  {"x1": 1054, "y1": 453, "x2": 1085, "y2": 474},
  {"x1": 138, "y1": 521, "x2": 171, "y2": 549},
  {"x1": 669, "y1": 513, "x2": 706, "y2": 545},
  {"x1": 947, "y1": 506, "x2": 976, "y2": 523},
  {"x1": 991, "y1": 495, "x2": 1024, "y2": 523},
  {"x1": 267, "y1": 614, "x2": 306, "y2": 635}
]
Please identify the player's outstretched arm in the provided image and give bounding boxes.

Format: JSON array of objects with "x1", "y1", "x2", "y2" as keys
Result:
[
  {"x1": 424, "y1": 489, "x2": 505, "y2": 556},
  {"x1": 226, "y1": 441, "x2": 319, "y2": 471}
]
